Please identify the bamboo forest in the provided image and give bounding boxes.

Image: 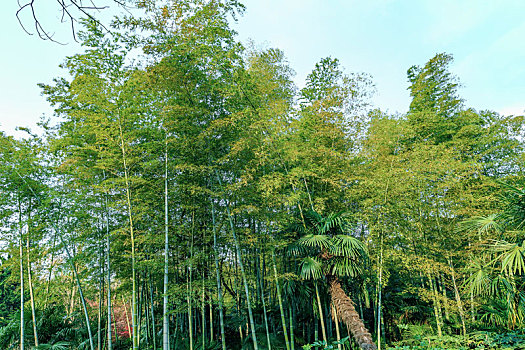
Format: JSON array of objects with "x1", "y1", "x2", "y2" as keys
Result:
[{"x1": 1, "y1": 1, "x2": 525, "y2": 350}]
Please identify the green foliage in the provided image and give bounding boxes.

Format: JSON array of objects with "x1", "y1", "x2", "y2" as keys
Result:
[
  {"x1": 389, "y1": 330, "x2": 525, "y2": 350},
  {"x1": 499, "y1": 181, "x2": 525, "y2": 229},
  {"x1": 0, "y1": 261, "x2": 18, "y2": 328},
  {"x1": 302, "y1": 336, "x2": 351, "y2": 350},
  {"x1": 461, "y1": 181, "x2": 525, "y2": 330},
  {"x1": 291, "y1": 210, "x2": 368, "y2": 281},
  {"x1": 407, "y1": 53, "x2": 462, "y2": 121},
  {"x1": 0, "y1": 304, "x2": 101, "y2": 350},
  {"x1": 35, "y1": 341, "x2": 72, "y2": 350}
]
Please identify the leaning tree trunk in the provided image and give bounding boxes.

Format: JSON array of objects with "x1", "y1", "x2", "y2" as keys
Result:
[{"x1": 329, "y1": 277, "x2": 377, "y2": 350}]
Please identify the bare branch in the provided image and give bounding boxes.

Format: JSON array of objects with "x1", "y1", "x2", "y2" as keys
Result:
[
  {"x1": 17, "y1": 0, "x2": 65, "y2": 43},
  {"x1": 16, "y1": 0, "x2": 34, "y2": 36},
  {"x1": 16, "y1": 0, "x2": 129, "y2": 42}
]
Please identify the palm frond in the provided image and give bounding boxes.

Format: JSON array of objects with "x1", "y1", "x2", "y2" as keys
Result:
[
  {"x1": 35, "y1": 341, "x2": 72, "y2": 350},
  {"x1": 329, "y1": 234, "x2": 366, "y2": 258},
  {"x1": 491, "y1": 239, "x2": 519, "y2": 252},
  {"x1": 456, "y1": 214, "x2": 502, "y2": 236},
  {"x1": 498, "y1": 241, "x2": 525, "y2": 275},
  {"x1": 329, "y1": 256, "x2": 362, "y2": 277},
  {"x1": 498, "y1": 180, "x2": 525, "y2": 229},
  {"x1": 286, "y1": 242, "x2": 306, "y2": 256},
  {"x1": 321, "y1": 212, "x2": 344, "y2": 234},
  {"x1": 490, "y1": 274, "x2": 513, "y2": 297},
  {"x1": 299, "y1": 256, "x2": 323, "y2": 280},
  {"x1": 297, "y1": 234, "x2": 330, "y2": 249},
  {"x1": 479, "y1": 299, "x2": 508, "y2": 327},
  {"x1": 465, "y1": 258, "x2": 492, "y2": 296}
]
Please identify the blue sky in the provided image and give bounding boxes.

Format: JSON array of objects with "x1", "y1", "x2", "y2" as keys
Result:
[{"x1": 1, "y1": 0, "x2": 524, "y2": 138}]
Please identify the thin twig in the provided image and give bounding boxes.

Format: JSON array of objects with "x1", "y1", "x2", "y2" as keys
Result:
[{"x1": 17, "y1": 0, "x2": 129, "y2": 43}]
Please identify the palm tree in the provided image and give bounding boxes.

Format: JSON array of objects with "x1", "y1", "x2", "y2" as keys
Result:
[
  {"x1": 465, "y1": 251, "x2": 525, "y2": 329},
  {"x1": 460, "y1": 181, "x2": 525, "y2": 329},
  {"x1": 289, "y1": 210, "x2": 377, "y2": 350}
]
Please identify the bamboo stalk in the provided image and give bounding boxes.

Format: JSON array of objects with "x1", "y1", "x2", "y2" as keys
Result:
[
  {"x1": 272, "y1": 250, "x2": 290, "y2": 350},
  {"x1": 163, "y1": 136, "x2": 170, "y2": 350},
  {"x1": 211, "y1": 199, "x2": 226, "y2": 350},
  {"x1": 19, "y1": 200, "x2": 24, "y2": 350},
  {"x1": 315, "y1": 282, "x2": 327, "y2": 344},
  {"x1": 26, "y1": 223, "x2": 39, "y2": 347},
  {"x1": 332, "y1": 303, "x2": 342, "y2": 350},
  {"x1": 118, "y1": 116, "x2": 137, "y2": 350},
  {"x1": 216, "y1": 172, "x2": 258, "y2": 350}
]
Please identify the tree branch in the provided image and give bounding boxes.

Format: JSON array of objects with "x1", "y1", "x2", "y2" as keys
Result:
[{"x1": 16, "y1": 0, "x2": 130, "y2": 43}]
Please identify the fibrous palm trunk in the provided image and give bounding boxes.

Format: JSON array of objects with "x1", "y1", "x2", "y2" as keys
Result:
[{"x1": 329, "y1": 277, "x2": 376, "y2": 350}]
